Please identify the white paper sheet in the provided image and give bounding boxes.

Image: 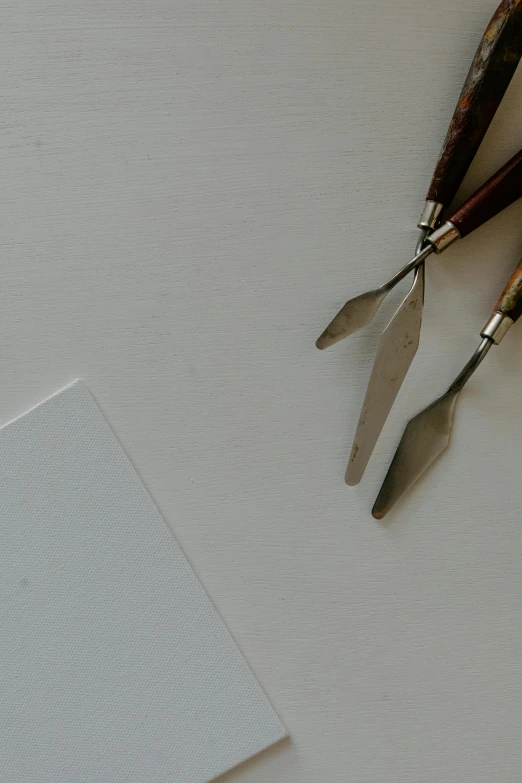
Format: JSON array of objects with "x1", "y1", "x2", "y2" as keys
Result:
[{"x1": 0, "y1": 382, "x2": 286, "y2": 783}]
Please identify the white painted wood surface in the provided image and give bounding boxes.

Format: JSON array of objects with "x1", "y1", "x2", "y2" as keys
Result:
[{"x1": 3, "y1": 1, "x2": 522, "y2": 780}]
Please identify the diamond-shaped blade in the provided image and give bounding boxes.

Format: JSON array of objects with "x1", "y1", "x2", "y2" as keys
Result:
[
  {"x1": 316, "y1": 287, "x2": 387, "y2": 350},
  {"x1": 372, "y1": 389, "x2": 461, "y2": 519}
]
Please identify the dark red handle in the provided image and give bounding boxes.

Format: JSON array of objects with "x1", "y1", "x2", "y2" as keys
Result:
[
  {"x1": 496, "y1": 259, "x2": 522, "y2": 322},
  {"x1": 447, "y1": 149, "x2": 522, "y2": 238},
  {"x1": 427, "y1": 0, "x2": 522, "y2": 209}
]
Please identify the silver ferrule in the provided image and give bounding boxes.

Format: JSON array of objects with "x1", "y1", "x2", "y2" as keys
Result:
[
  {"x1": 480, "y1": 312, "x2": 514, "y2": 345},
  {"x1": 427, "y1": 220, "x2": 461, "y2": 254},
  {"x1": 418, "y1": 200, "x2": 444, "y2": 231}
]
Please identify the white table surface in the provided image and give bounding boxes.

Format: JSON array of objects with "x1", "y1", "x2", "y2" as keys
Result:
[{"x1": 4, "y1": 1, "x2": 522, "y2": 780}]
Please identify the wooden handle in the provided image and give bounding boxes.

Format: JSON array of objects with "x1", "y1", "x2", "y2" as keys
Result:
[
  {"x1": 427, "y1": 0, "x2": 522, "y2": 208},
  {"x1": 496, "y1": 259, "x2": 522, "y2": 322},
  {"x1": 447, "y1": 149, "x2": 522, "y2": 238}
]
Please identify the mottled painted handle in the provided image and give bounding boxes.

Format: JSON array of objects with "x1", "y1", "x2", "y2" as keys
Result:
[
  {"x1": 496, "y1": 259, "x2": 522, "y2": 322},
  {"x1": 447, "y1": 148, "x2": 522, "y2": 238},
  {"x1": 427, "y1": 0, "x2": 522, "y2": 208}
]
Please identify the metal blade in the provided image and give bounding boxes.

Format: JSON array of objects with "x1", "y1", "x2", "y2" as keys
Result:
[
  {"x1": 316, "y1": 243, "x2": 434, "y2": 350},
  {"x1": 316, "y1": 288, "x2": 387, "y2": 350},
  {"x1": 345, "y1": 264, "x2": 424, "y2": 485},
  {"x1": 372, "y1": 388, "x2": 461, "y2": 519}
]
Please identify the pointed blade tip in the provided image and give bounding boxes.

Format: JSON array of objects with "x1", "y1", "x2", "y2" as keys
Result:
[
  {"x1": 345, "y1": 460, "x2": 363, "y2": 486},
  {"x1": 372, "y1": 474, "x2": 397, "y2": 519},
  {"x1": 315, "y1": 329, "x2": 345, "y2": 350},
  {"x1": 371, "y1": 502, "x2": 387, "y2": 521}
]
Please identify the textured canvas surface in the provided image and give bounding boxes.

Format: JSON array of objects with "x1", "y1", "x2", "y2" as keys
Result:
[{"x1": 0, "y1": 381, "x2": 286, "y2": 783}]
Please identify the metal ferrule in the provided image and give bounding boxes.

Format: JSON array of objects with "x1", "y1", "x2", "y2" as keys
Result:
[
  {"x1": 427, "y1": 220, "x2": 461, "y2": 254},
  {"x1": 480, "y1": 312, "x2": 514, "y2": 345},
  {"x1": 418, "y1": 200, "x2": 444, "y2": 231}
]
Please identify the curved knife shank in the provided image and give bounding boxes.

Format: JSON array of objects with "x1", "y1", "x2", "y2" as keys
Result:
[
  {"x1": 427, "y1": 0, "x2": 522, "y2": 208},
  {"x1": 447, "y1": 148, "x2": 522, "y2": 238},
  {"x1": 496, "y1": 258, "x2": 522, "y2": 322}
]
